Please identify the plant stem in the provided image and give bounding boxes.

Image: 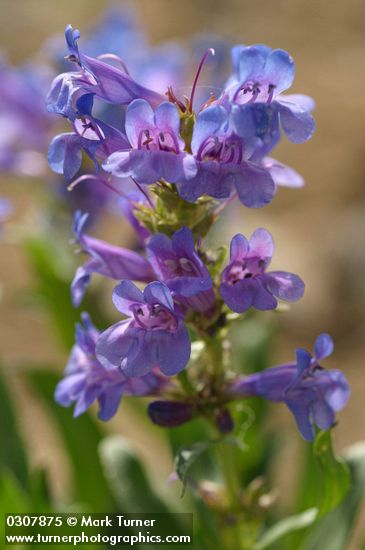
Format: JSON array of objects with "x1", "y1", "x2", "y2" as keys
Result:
[{"x1": 216, "y1": 441, "x2": 244, "y2": 549}]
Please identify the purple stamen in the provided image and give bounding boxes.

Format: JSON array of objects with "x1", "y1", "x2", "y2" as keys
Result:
[
  {"x1": 189, "y1": 48, "x2": 215, "y2": 113},
  {"x1": 67, "y1": 174, "x2": 125, "y2": 197},
  {"x1": 267, "y1": 84, "x2": 276, "y2": 104}
]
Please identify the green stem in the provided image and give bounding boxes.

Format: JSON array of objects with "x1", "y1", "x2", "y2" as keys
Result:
[
  {"x1": 216, "y1": 441, "x2": 244, "y2": 550},
  {"x1": 177, "y1": 370, "x2": 195, "y2": 396}
]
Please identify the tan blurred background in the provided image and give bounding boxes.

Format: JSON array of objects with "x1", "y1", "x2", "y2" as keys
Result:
[{"x1": 0, "y1": 0, "x2": 364, "y2": 545}]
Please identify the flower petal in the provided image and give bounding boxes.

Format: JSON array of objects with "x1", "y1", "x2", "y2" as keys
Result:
[
  {"x1": 248, "y1": 228, "x2": 274, "y2": 259},
  {"x1": 96, "y1": 321, "x2": 151, "y2": 377},
  {"x1": 191, "y1": 105, "x2": 227, "y2": 155},
  {"x1": 125, "y1": 99, "x2": 154, "y2": 147},
  {"x1": 262, "y1": 157, "x2": 304, "y2": 188},
  {"x1": 143, "y1": 281, "x2": 174, "y2": 311},
  {"x1": 229, "y1": 233, "x2": 249, "y2": 261},
  {"x1": 264, "y1": 49, "x2": 295, "y2": 94},
  {"x1": 146, "y1": 323, "x2": 191, "y2": 376},
  {"x1": 155, "y1": 101, "x2": 181, "y2": 136},
  {"x1": 280, "y1": 94, "x2": 315, "y2": 112},
  {"x1": 48, "y1": 133, "x2": 82, "y2": 181},
  {"x1": 220, "y1": 279, "x2": 254, "y2": 313},
  {"x1": 112, "y1": 281, "x2": 144, "y2": 314},
  {"x1": 285, "y1": 398, "x2": 314, "y2": 441},
  {"x1": 234, "y1": 162, "x2": 276, "y2": 208},
  {"x1": 278, "y1": 101, "x2": 315, "y2": 143},
  {"x1": 97, "y1": 384, "x2": 124, "y2": 421},
  {"x1": 311, "y1": 399, "x2": 335, "y2": 431},
  {"x1": 313, "y1": 333, "x2": 334, "y2": 361},
  {"x1": 265, "y1": 271, "x2": 305, "y2": 302},
  {"x1": 295, "y1": 348, "x2": 312, "y2": 373}
]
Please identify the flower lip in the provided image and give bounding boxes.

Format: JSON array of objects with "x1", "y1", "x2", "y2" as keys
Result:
[
  {"x1": 73, "y1": 116, "x2": 105, "y2": 141},
  {"x1": 131, "y1": 302, "x2": 178, "y2": 332},
  {"x1": 233, "y1": 81, "x2": 276, "y2": 104},
  {"x1": 224, "y1": 256, "x2": 267, "y2": 284},
  {"x1": 197, "y1": 135, "x2": 244, "y2": 165},
  {"x1": 137, "y1": 128, "x2": 179, "y2": 153}
]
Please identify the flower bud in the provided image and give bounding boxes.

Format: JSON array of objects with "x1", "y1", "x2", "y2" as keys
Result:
[{"x1": 148, "y1": 400, "x2": 193, "y2": 427}]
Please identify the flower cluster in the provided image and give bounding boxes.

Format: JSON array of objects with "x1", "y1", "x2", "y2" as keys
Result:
[
  {"x1": 48, "y1": 28, "x2": 310, "y2": 208},
  {"x1": 50, "y1": 24, "x2": 349, "y2": 442}
]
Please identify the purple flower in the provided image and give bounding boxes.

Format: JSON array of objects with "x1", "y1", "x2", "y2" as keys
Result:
[
  {"x1": 55, "y1": 313, "x2": 163, "y2": 420},
  {"x1": 220, "y1": 228, "x2": 304, "y2": 313},
  {"x1": 231, "y1": 334, "x2": 350, "y2": 440},
  {"x1": 175, "y1": 104, "x2": 276, "y2": 208},
  {"x1": 103, "y1": 99, "x2": 197, "y2": 185},
  {"x1": 71, "y1": 211, "x2": 154, "y2": 306},
  {"x1": 146, "y1": 227, "x2": 215, "y2": 313},
  {"x1": 96, "y1": 280, "x2": 191, "y2": 377},
  {"x1": 148, "y1": 400, "x2": 194, "y2": 427},
  {"x1": 47, "y1": 26, "x2": 164, "y2": 119},
  {"x1": 223, "y1": 45, "x2": 315, "y2": 147}
]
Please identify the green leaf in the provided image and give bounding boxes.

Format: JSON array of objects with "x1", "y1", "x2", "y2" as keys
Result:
[
  {"x1": 25, "y1": 237, "x2": 80, "y2": 349},
  {"x1": 99, "y1": 435, "x2": 173, "y2": 513},
  {"x1": 0, "y1": 469, "x2": 30, "y2": 549},
  {"x1": 313, "y1": 430, "x2": 351, "y2": 517},
  {"x1": 99, "y1": 435, "x2": 187, "y2": 549},
  {"x1": 0, "y1": 469, "x2": 30, "y2": 513},
  {"x1": 0, "y1": 369, "x2": 28, "y2": 489},
  {"x1": 299, "y1": 442, "x2": 365, "y2": 550},
  {"x1": 254, "y1": 508, "x2": 318, "y2": 550},
  {"x1": 26, "y1": 370, "x2": 112, "y2": 511}
]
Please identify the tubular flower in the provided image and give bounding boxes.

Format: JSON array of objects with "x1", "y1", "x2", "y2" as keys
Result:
[
  {"x1": 47, "y1": 25, "x2": 164, "y2": 119},
  {"x1": 220, "y1": 228, "x2": 304, "y2": 313},
  {"x1": 146, "y1": 226, "x2": 215, "y2": 313},
  {"x1": 96, "y1": 281, "x2": 191, "y2": 377},
  {"x1": 231, "y1": 334, "x2": 350, "y2": 440},
  {"x1": 223, "y1": 44, "x2": 315, "y2": 149},
  {"x1": 103, "y1": 99, "x2": 197, "y2": 184},
  {"x1": 71, "y1": 211, "x2": 154, "y2": 307},
  {"x1": 55, "y1": 313, "x2": 164, "y2": 420},
  {"x1": 175, "y1": 104, "x2": 276, "y2": 208}
]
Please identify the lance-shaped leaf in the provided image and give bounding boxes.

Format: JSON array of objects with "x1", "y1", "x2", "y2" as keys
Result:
[
  {"x1": 254, "y1": 508, "x2": 318, "y2": 550},
  {"x1": 0, "y1": 369, "x2": 28, "y2": 489},
  {"x1": 313, "y1": 430, "x2": 351, "y2": 517},
  {"x1": 300, "y1": 442, "x2": 365, "y2": 550},
  {"x1": 99, "y1": 435, "x2": 187, "y2": 540}
]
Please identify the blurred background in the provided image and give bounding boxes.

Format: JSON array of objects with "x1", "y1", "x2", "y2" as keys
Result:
[{"x1": 0, "y1": 0, "x2": 364, "y2": 547}]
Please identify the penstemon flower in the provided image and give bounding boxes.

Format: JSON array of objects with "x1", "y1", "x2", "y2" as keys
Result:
[
  {"x1": 225, "y1": 45, "x2": 315, "y2": 147},
  {"x1": 47, "y1": 20, "x2": 350, "y2": 432},
  {"x1": 103, "y1": 99, "x2": 197, "y2": 184},
  {"x1": 96, "y1": 281, "x2": 191, "y2": 377},
  {"x1": 55, "y1": 313, "x2": 166, "y2": 420},
  {"x1": 174, "y1": 104, "x2": 277, "y2": 207},
  {"x1": 146, "y1": 226, "x2": 215, "y2": 314},
  {"x1": 230, "y1": 334, "x2": 350, "y2": 440},
  {"x1": 220, "y1": 228, "x2": 304, "y2": 313},
  {"x1": 71, "y1": 211, "x2": 154, "y2": 307}
]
